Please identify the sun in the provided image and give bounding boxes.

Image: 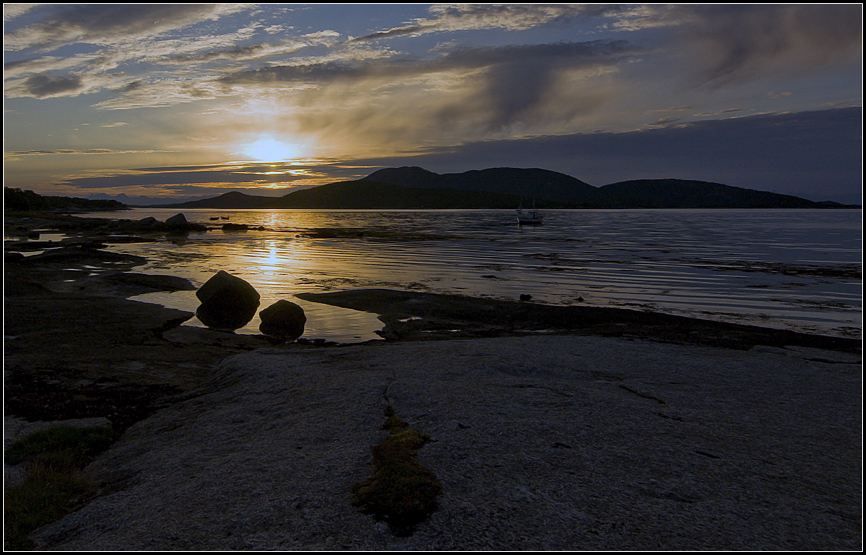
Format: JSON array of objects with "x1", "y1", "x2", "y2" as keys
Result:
[{"x1": 243, "y1": 137, "x2": 303, "y2": 163}]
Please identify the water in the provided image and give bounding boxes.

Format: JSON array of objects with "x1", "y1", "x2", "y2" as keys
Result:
[{"x1": 85, "y1": 208, "x2": 862, "y2": 342}]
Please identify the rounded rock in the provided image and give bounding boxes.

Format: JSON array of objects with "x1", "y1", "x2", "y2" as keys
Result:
[
  {"x1": 165, "y1": 213, "x2": 188, "y2": 228},
  {"x1": 259, "y1": 300, "x2": 307, "y2": 342},
  {"x1": 195, "y1": 271, "x2": 260, "y2": 331}
]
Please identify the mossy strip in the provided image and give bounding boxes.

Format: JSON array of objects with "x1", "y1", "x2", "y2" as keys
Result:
[
  {"x1": 351, "y1": 407, "x2": 442, "y2": 536},
  {"x1": 4, "y1": 426, "x2": 114, "y2": 550},
  {"x1": 4, "y1": 426, "x2": 114, "y2": 468}
]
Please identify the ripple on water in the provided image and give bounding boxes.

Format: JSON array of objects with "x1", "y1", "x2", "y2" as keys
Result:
[{"x1": 104, "y1": 209, "x2": 861, "y2": 340}]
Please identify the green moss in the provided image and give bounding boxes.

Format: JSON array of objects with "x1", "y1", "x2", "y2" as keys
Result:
[
  {"x1": 4, "y1": 465, "x2": 94, "y2": 550},
  {"x1": 4, "y1": 426, "x2": 114, "y2": 468},
  {"x1": 352, "y1": 407, "x2": 442, "y2": 536},
  {"x1": 4, "y1": 426, "x2": 114, "y2": 550}
]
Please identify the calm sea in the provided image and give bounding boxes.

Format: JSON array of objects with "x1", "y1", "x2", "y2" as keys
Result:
[{"x1": 83, "y1": 208, "x2": 862, "y2": 343}]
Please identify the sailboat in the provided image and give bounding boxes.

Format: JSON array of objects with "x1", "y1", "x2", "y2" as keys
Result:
[{"x1": 517, "y1": 199, "x2": 543, "y2": 226}]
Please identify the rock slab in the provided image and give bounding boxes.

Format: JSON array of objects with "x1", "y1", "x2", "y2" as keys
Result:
[{"x1": 30, "y1": 336, "x2": 862, "y2": 551}]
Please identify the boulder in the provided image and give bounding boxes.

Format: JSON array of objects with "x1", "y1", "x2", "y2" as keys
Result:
[
  {"x1": 195, "y1": 271, "x2": 260, "y2": 331},
  {"x1": 165, "y1": 213, "x2": 188, "y2": 228},
  {"x1": 259, "y1": 300, "x2": 307, "y2": 342},
  {"x1": 164, "y1": 214, "x2": 207, "y2": 233}
]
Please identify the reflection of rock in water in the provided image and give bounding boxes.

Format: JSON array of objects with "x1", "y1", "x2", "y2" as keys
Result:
[{"x1": 196, "y1": 270, "x2": 260, "y2": 331}]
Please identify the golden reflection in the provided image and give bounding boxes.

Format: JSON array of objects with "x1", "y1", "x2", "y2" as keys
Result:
[
  {"x1": 261, "y1": 212, "x2": 285, "y2": 230},
  {"x1": 252, "y1": 237, "x2": 301, "y2": 277},
  {"x1": 266, "y1": 242, "x2": 279, "y2": 267}
]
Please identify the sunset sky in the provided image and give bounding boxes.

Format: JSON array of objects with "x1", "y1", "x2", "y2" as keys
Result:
[{"x1": 3, "y1": 4, "x2": 863, "y2": 204}]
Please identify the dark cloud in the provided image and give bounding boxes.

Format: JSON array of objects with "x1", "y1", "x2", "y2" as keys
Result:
[
  {"x1": 166, "y1": 44, "x2": 273, "y2": 64},
  {"x1": 6, "y1": 4, "x2": 244, "y2": 50},
  {"x1": 54, "y1": 162, "x2": 353, "y2": 191},
  {"x1": 23, "y1": 73, "x2": 83, "y2": 97},
  {"x1": 222, "y1": 39, "x2": 638, "y2": 86},
  {"x1": 8, "y1": 148, "x2": 113, "y2": 156},
  {"x1": 56, "y1": 168, "x2": 298, "y2": 190},
  {"x1": 667, "y1": 4, "x2": 863, "y2": 86},
  {"x1": 4, "y1": 57, "x2": 41, "y2": 71},
  {"x1": 220, "y1": 39, "x2": 640, "y2": 132},
  {"x1": 348, "y1": 24, "x2": 428, "y2": 43},
  {"x1": 440, "y1": 39, "x2": 636, "y2": 67},
  {"x1": 439, "y1": 40, "x2": 639, "y2": 129},
  {"x1": 219, "y1": 61, "x2": 366, "y2": 85},
  {"x1": 347, "y1": 3, "x2": 625, "y2": 43}
]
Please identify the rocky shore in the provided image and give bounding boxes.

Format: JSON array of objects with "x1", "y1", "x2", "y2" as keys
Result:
[{"x1": 4, "y1": 211, "x2": 862, "y2": 550}]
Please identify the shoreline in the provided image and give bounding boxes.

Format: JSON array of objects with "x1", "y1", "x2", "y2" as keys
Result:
[
  {"x1": 4, "y1": 210, "x2": 863, "y2": 549},
  {"x1": 4, "y1": 210, "x2": 861, "y2": 424}
]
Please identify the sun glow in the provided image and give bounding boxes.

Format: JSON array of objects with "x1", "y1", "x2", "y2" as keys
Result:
[{"x1": 242, "y1": 137, "x2": 303, "y2": 163}]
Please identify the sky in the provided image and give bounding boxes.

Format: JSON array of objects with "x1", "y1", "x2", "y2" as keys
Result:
[{"x1": 3, "y1": 3, "x2": 863, "y2": 205}]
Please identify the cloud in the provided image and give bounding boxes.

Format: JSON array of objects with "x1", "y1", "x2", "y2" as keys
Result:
[
  {"x1": 55, "y1": 168, "x2": 287, "y2": 190},
  {"x1": 4, "y1": 4, "x2": 248, "y2": 51},
  {"x1": 3, "y1": 4, "x2": 38, "y2": 22},
  {"x1": 50, "y1": 159, "x2": 354, "y2": 191},
  {"x1": 3, "y1": 148, "x2": 167, "y2": 164},
  {"x1": 635, "y1": 4, "x2": 863, "y2": 87},
  {"x1": 7, "y1": 148, "x2": 127, "y2": 156},
  {"x1": 347, "y1": 4, "x2": 621, "y2": 42},
  {"x1": 21, "y1": 73, "x2": 83, "y2": 97},
  {"x1": 3, "y1": 4, "x2": 259, "y2": 102},
  {"x1": 218, "y1": 39, "x2": 642, "y2": 140},
  {"x1": 165, "y1": 43, "x2": 291, "y2": 65},
  {"x1": 439, "y1": 40, "x2": 640, "y2": 130},
  {"x1": 4, "y1": 4, "x2": 860, "y2": 206}
]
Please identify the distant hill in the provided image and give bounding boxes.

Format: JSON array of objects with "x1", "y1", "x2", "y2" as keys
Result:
[
  {"x1": 592, "y1": 179, "x2": 829, "y2": 209},
  {"x1": 362, "y1": 166, "x2": 597, "y2": 204},
  {"x1": 163, "y1": 180, "x2": 570, "y2": 210},
  {"x1": 4, "y1": 187, "x2": 128, "y2": 213},
  {"x1": 270, "y1": 180, "x2": 537, "y2": 209},
  {"x1": 154, "y1": 167, "x2": 853, "y2": 210},
  {"x1": 171, "y1": 190, "x2": 284, "y2": 210}
]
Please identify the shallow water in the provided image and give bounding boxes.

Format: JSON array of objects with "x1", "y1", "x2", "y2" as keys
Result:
[{"x1": 87, "y1": 208, "x2": 862, "y2": 342}]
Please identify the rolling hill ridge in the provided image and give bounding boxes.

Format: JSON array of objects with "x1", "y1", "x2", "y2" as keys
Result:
[{"x1": 153, "y1": 167, "x2": 852, "y2": 209}]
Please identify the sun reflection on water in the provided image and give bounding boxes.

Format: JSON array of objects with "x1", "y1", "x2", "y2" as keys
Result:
[{"x1": 108, "y1": 208, "x2": 861, "y2": 342}]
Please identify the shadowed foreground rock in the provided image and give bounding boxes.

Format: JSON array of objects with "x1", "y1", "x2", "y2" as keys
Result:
[
  {"x1": 259, "y1": 300, "x2": 306, "y2": 342},
  {"x1": 195, "y1": 270, "x2": 261, "y2": 331},
  {"x1": 30, "y1": 336, "x2": 861, "y2": 550}
]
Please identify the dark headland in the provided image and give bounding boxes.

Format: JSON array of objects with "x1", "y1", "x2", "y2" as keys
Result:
[{"x1": 151, "y1": 166, "x2": 857, "y2": 209}]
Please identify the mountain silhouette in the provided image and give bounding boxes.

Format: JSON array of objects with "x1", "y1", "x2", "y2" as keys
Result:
[{"x1": 153, "y1": 166, "x2": 851, "y2": 209}]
